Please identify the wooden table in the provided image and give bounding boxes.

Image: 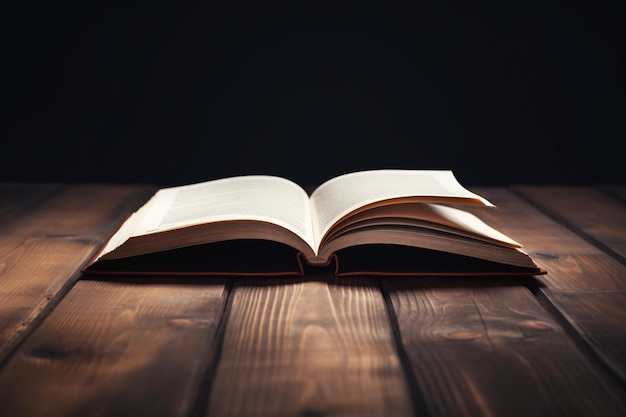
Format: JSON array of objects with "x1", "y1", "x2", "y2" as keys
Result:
[{"x1": 0, "y1": 183, "x2": 625, "y2": 417}]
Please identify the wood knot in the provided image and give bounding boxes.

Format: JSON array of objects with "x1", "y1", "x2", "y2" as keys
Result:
[
  {"x1": 168, "y1": 318, "x2": 209, "y2": 328},
  {"x1": 521, "y1": 320, "x2": 554, "y2": 330},
  {"x1": 447, "y1": 331, "x2": 482, "y2": 340},
  {"x1": 28, "y1": 345, "x2": 87, "y2": 360}
]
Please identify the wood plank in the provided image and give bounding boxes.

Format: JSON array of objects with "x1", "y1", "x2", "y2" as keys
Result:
[
  {"x1": 0, "y1": 185, "x2": 155, "y2": 363},
  {"x1": 0, "y1": 183, "x2": 62, "y2": 226},
  {"x1": 0, "y1": 278, "x2": 229, "y2": 417},
  {"x1": 466, "y1": 188, "x2": 626, "y2": 383},
  {"x1": 469, "y1": 187, "x2": 626, "y2": 292},
  {"x1": 383, "y1": 279, "x2": 626, "y2": 417},
  {"x1": 599, "y1": 185, "x2": 626, "y2": 202},
  {"x1": 205, "y1": 277, "x2": 413, "y2": 417},
  {"x1": 540, "y1": 291, "x2": 626, "y2": 382},
  {"x1": 513, "y1": 186, "x2": 626, "y2": 261},
  {"x1": 0, "y1": 184, "x2": 155, "y2": 239}
]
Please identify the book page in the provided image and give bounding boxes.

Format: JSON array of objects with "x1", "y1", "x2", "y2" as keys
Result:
[
  {"x1": 309, "y1": 170, "x2": 493, "y2": 250},
  {"x1": 132, "y1": 176, "x2": 315, "y2": 250},
  {"x1": 321, "y1": 203, "x2": 522, "y2": 248}
]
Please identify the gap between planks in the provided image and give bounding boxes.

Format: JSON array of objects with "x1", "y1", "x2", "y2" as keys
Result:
[{"x1": 531, "y1": 288, "x2": 626, "y2": 388}]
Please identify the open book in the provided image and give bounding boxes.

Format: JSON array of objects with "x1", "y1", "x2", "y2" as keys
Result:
[{"x1": 83, "y1": 170, "x2": 543, "y2": 276}]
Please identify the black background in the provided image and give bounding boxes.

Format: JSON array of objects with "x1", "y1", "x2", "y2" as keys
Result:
[{"x1": 2, "y1": 1, "x2": 624, "y2": 187}]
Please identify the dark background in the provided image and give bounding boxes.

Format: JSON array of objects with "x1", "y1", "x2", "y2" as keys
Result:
[{"x1": 2, "y1": 1, "x2": 624, "y2": 187}]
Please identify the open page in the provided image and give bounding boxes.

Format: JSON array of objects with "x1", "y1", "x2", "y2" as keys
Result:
[
  {"x1": 309, "y1": 170, "x2": 494, "y2": 251},
  {"x1": 98, "y1": 176, "x2": 315, "y2": 259}
]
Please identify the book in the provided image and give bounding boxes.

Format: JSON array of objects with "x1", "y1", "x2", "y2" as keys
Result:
[{"x1": 83, "y1": 170, "x2": 543, "y2": 276}]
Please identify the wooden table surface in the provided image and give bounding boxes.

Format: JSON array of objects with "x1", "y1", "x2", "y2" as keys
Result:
[{"x1": 0, "y1": 183, "x2": 625, "y2": 417}]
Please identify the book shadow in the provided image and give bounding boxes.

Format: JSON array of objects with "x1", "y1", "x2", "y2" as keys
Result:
[{"x1": 82, "y1": 240, "x2": 544, "y2": 293}]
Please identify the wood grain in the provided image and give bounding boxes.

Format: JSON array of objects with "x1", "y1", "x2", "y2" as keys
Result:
[
  {"x1": 205, "y1": 277, "x2": 412, "y2": 417},
  {"x1": 541, "y1": 290, "x2": 626, "y2": 382},
  {"x1": 469, "y1": 188, "x2": 626, "y2": 291},
  {"x1": 0, "y1": 278, "x2": 229, "y2": 417},
  {"x1": 0, "y1": 185, "x2": 154, "y2": 363},
  {"x1": 0, "y1": 183, "x2": 62, "y2": 227},
  {"x1": 599, "y1": 185, "x2": 626, "y2": 202},
  {"x1": 513, "y1": 186, "x2": 626, "y2": 261},
  {"x1": 383, "y1": 279, "x2": 626, "y2": 417},
  {"x1": 468, "y1": 187, "x2": 626, "y2": 383}
]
